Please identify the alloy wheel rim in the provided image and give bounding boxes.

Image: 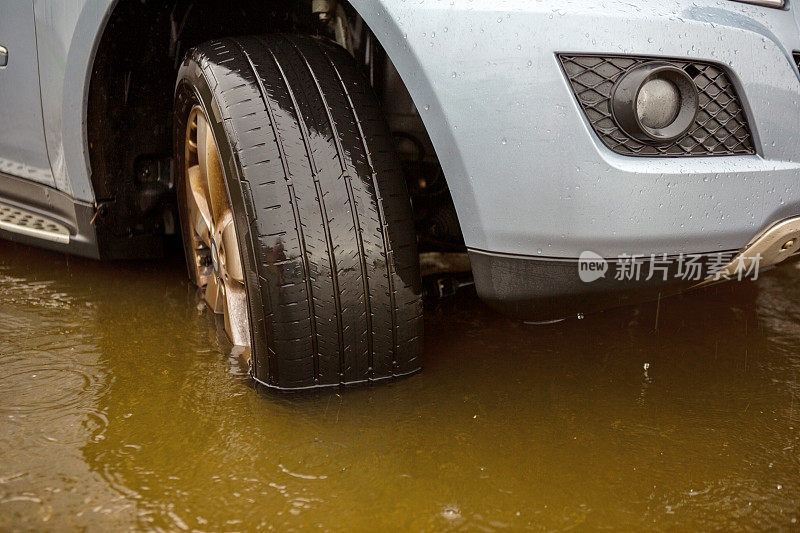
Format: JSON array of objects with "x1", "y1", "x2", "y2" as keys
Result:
[{"x1": 184, "y1": 106, "x2": 251, "y2": 352}]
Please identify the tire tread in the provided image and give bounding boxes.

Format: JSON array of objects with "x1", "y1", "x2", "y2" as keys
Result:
[{"x1": 177, "y1": 35, "x2": 422, "y2": 389}]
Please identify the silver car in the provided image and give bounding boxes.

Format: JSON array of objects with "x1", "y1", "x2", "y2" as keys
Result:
[{"x1": 1, "y1": 0, "x2": 798, "y2": 389}]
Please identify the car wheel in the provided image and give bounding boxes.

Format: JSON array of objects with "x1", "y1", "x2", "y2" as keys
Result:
[{"x1": 174, "y1": 35, "x2": 423, "y2": 390}]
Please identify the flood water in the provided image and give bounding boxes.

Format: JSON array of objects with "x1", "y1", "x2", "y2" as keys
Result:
[{"x1": 1, "y1": 240, "x2": 799, "y2": 531}]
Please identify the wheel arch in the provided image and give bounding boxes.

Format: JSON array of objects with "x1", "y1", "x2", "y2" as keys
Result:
[
  {"x1": 83, "y1": 0, "x2": 475, "y2": 257},
  {"x1": 38, "y1": 0, "x2": 119, "y2": 203},
  {"x1": 345, "y1": 0, "x2": 482, "y2": 245}
]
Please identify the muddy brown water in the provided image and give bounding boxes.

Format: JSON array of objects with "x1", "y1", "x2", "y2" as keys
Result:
[{"x1": 1, "y1": 240, "x2": 799, "y2": 531}]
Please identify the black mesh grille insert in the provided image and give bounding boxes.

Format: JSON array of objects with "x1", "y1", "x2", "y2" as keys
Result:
[{"x1": 559, "y1": 55, "x2": 755, "y2": 157}]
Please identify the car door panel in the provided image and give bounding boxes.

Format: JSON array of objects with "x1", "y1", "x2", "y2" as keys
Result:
[{"x1": 0, "y1": 0, "x2": 55, "y2": 187}]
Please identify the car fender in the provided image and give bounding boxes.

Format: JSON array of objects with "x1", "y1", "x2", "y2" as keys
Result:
[{"x1": 34, "y1": 0, "x2": 117, "y2": 203}]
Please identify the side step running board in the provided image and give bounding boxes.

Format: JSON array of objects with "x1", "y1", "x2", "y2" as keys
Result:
[{"x1": 0, "y1": 200, "x2": 70, "y2": 244}]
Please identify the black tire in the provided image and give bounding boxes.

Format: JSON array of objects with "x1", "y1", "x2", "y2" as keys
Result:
[{"x1": 174, "y1": 35, "x2": 423, "y2": 390}]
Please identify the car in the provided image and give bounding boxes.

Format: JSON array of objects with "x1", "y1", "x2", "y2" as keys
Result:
[{"x1": 1, "y1": 0, "x2": 799, "y2": 390}]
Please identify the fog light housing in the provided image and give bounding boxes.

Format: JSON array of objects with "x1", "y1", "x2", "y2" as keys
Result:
[{"x1": 611, "y1": 63, "x2": 698, "y2": 144}]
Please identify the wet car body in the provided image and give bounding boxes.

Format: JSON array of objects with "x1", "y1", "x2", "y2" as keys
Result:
[{"x1": 0, "y1": 0, "x2": 799, "y2": 322}]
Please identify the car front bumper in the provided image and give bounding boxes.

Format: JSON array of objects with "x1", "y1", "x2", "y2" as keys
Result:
[
  {"x1": 369, "y1": 0, "x2": 800, "y2": 258},
  {"x1": 357, "y1": 0, "x2": 800, "y2": 316}
]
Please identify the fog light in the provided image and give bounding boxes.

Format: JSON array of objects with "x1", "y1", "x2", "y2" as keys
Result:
[
  {"x1": 611, "y1": 63, "x2": 699, "y2": 144},
  {"x1": 636, "y1": 79, "x2": 681, "y2": 129}
]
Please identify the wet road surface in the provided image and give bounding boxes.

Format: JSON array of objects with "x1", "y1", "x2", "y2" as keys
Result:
[{"x1": 1, "y1": 240, "x2": 799, "y2": 530}]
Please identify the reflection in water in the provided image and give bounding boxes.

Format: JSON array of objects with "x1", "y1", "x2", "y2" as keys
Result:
[{"x1": 0, "y1": 240, "x2": 799, "y2": 530}]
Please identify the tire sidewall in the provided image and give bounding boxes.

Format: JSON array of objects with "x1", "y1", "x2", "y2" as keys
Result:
[{"x1": 174, "y1": 55, "x2": 270, "y2": 380}]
